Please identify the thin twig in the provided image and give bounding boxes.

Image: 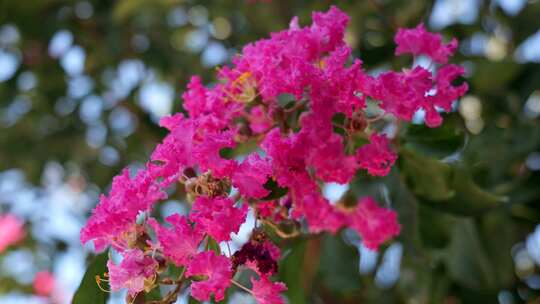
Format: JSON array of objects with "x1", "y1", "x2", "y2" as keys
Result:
[{"x1": 231, "y1": 279, "x2": 253, "y2": 294}]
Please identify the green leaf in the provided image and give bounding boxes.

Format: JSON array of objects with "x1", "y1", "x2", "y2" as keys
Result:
[
  {"x1": 445, "y1": 219, "x2": 497, "y2": 289},
  {"x1": 399, "y1": 149, "x2": 455, "y2": 201},
  {"x1": 261, "y1": 178, "x2": 288, "y2": 201},
  {"x1": 477, "y1": 211, "x2": 517, "y2": 287},
  {"x1": 145, "y1": 286, "x2": 163, "y2": 301},
  {"x1": 400, "y1": 149, "x2": 506, "y2": 215},
  {"x1": 440, "y1": 166, "x2": 507, "y2": 215},
  {"x1": 167, "y1": 264, "x2": 185, "y2": 279},
  {"x1": 418, "y1": 205, "x2": 454, "y2": 249},
  {"x1": 277, "y1": 93, "x2": 296, "y2": 108},
  {"x1": 206, "y1": 237, "x2": 221, "y2": 254},
  {"x1": 317, "y1": 235, "x2": 362, "y2": 293},
  {"x1": 471, "y1": 60, "x2": 522, "y2": 92},
  {"x1": 279, "y1": 240, "x2": 307, "y2": 304},
  {"x1": 402, "y1": 114, "x2": 466, "y2": 158},
  {"x1": 387, "y1": 170, "x2": 423, "y2": 254},
  {"x1": 72, "y1": 251, "x2": 110, "y2": 304}
]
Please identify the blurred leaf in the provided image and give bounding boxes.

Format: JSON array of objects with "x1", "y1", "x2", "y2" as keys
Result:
[
  {"x1": 317, "y1": 235, "x2": 362, "y2": 293},
  {"x1": 206, "y1": 237, "x2": 221, "y2": 254},
  {"x1": 402, "y1": 114, "x2": 466, "y2": 158},
  {"x1": 471, "y1": 60, "x2": 522, "y2": 92},
  {"x1": 262, "y1": 178, "x2": 288, "y2": 201},
  {"x1": 399, "y1": 149, "x2": 455, "y2": 201},
  {"x1": 387, "y1": 170, "x2": 423, "y2": 254},
  {"x1": 400, "y1": 149, "x2": 506, "y2": 215},
  {"x1": 445, "y1": 219, "x2": 497, "y2": 289},
  {"x1": 279, "y1": 240, "x2": 307, "y2": 304},
  {"x1": 441, "y1": 166, "x2": 507, "y2": 215},
  {"x1": 418, "y1": 205, "x2": 454, "y2": 249},
  {"x1": 277, "y1": 93, "x2": 297, "y2": 108},
  {"x1": 477, "y1": 211, "x2": 518, "y2": 287},
  {"x1": 167, "y1": 264, "x2": 185, "y2": 279},
  {"x1": 72, "y1": 251, "x2": 110, "y2": 304},
  {"x1": 145, "y1": 286, "x2": 163, "y2": 301},
  {"x1": 113, "y1": 0, "x2": 183, "y2": 22}
]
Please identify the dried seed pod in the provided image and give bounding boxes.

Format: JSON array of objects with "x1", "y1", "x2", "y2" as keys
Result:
[{"x1": 184, "y1": 171, "x2": 231, "y2": 198}]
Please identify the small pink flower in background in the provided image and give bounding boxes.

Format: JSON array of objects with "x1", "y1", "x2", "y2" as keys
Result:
[
  {"x1": 394, "y1": 23, "x2": 458, "y2": 64},
  {"x1": 348, "y1": 197, "x2": 401, "y2": 250},
  {"x1": 356, "y1": 134, "x2": 398, "y2": 177},
  {"x1": 190, "y1": 196, "x2": 248, "y2": 242},
  {"x1": 0, "y1": 214, "x2": 25, "y2": 253},
  {"x1": 107, "y1": 249, "x2": 159, "y2": 296},
  {"x1": 251, "y1": 276, "x2": 287, "y2": 304},
  {"x1": 186, "y1": 251, "x2": 232, "y2": 302},
  {"x1": 33, "y1": 271, "x2": 55, "y2": 297}
]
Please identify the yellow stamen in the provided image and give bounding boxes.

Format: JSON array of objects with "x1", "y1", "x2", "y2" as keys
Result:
[{"x1": 95, "y1": 275, "x2": 111, "y2": 293}]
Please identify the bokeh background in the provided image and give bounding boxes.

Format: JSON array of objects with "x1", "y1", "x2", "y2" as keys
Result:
[{"x1": 1, "y1": 0, "x2": 540, "y2": 303}]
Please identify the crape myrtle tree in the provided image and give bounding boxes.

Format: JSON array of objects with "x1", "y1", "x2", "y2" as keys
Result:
[{"x1": 1, "y1": 1, "x2": 540, "y2": 304}]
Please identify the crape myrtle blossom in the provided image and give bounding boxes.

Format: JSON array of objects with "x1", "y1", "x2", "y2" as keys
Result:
[
  {"x1": 356, "y1": 133, "x2": 398, "y2": 177},
  {"x1": 147, "y1": 214, "x2": 203, "y2": 266},
  {"x1": 349, "y1": 197, "x2": 402, "y2": 250},
  {"x1": 394, "y1": 23, "x2": 458, "y2": 64},
  {"x1": 185, "y1": 251, "x2": 233, "y2": 302},
  {"x1": 189, "y1": 196, "x2": 248, "y2": 242},
  {"x1": 80, "y1": 6, "x2": 467, "y2": 303},
  {"x1": 251, "y1": 276, "x2": 287, "y2": 304},
  {"x1": 107, "y1": 249, "x2": 159, "y2": 296}
]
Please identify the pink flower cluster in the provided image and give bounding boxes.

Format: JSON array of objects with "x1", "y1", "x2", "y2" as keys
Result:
[{"x1": 80, "y1": 6, "x2": 467, "y2": 303}]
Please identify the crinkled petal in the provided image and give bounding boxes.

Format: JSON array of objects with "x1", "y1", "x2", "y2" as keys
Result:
[
  {"x1": 190, "y1": 196, "x2": 248, "y2": 242},
  {"x1": 395, "y1": 23, "x2": 458, "y2": 64},
  {"x1": 232, "y1": 153, "x2": 273, "y2": 199},
  {"x1": 186, "y1": 251, "x2": 232, "y2": 302},
  {"x1": 251, "y1": 276, "x2": 287, "y2": 304},
  {"x1": 356, "y1": 133, "x2": 397, "y2": 177},
  {"x1": 148, "y1": 214, "x2": 203, "y2": 266},
  {"x1": 348, "y1": 197, "x2": 401, "y2": 250},
  {"x1": 107, "y1": 249, "x2": 158, "y2": 296}
]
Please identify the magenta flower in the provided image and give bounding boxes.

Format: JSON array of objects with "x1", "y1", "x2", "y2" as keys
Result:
[
  {"x1": 150, "y1": 114, "x2": 196, "y2": 187},
  {"x1": 192, "y1": 129, "x2": 238, "y2": 179},
  {"x1": 107, "y1": 249, "x2": 158, "y2": 296},
  {"x1": 261, "y1": 129, "x2": 310, "y2": 189},
  {"x1": 232, "y1": 153, "x2": 273, "y2": 199},
  {"x1": 356, "y1": 134, "x2": 398, "y2": 177},
  {"x1": 427, "y1": 64, "x2": 469, "y2": 126},
  {"x1": 80, "y1": 168, "x2": 166, "y2": 252},
  {"x1": 0, "y1": 214, "x2": 25, "y2": 253},
  {"x1": 348, "y1": 197, "x2": 401, "y2": 250},
  {"x1": 77, "y1": 5, "x2": 469, "y2": 299},
  {"x1": 299, "y1": 191, "x2": 346, "y2": 234},
  {"x1": 186, "y1": 251, "x2": 232, "y2": 302},
  {"x1": 234, "y1": 6, "x2": 349, "y2": 101},
  {"x1": 394, "y1": 23, "x2": 458, "y2": 64},
  {"x1": 148, "y1": 214, "x2": 203, "y2": 266},
  {"x1": 190, "y1": 196, "x2": 248, "y2": 242},
  {"x1": 251, "y1": 276, "x2": 287, "y2": 304},
  {"x1": 248, "y1": 105, "x2": 274, "y2": 134}
]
